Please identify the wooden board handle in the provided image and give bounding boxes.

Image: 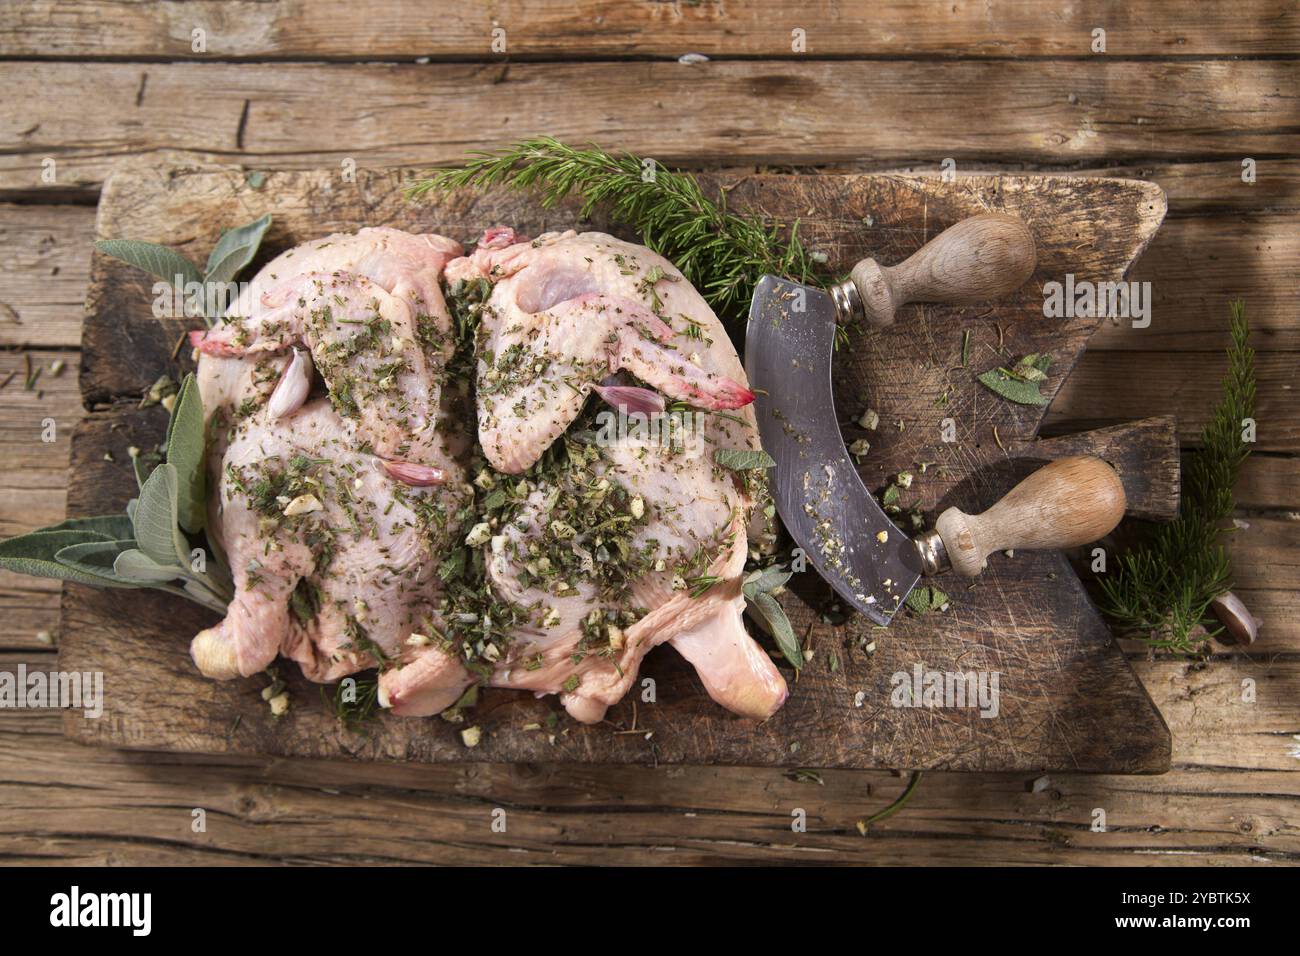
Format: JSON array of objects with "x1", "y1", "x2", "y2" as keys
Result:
[
  {"x1": 934, "y1": 455, "x2": 1126, "y2": 577},
  {"x1": 850, "y1": 212, "x2": 1036, "y2": 328}
]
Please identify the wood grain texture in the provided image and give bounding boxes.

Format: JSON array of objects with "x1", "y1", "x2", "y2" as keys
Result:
[
  {"x1": 57, "y1": 161, "x2": 1173, "y2": 772},
  {"x1": 1046, "y1": 349, "x2": 1297, "y2": 451},
  {"x1": 0, "y1": 350, "x2": 78, "y2": 651},
  {"x1": 5, "y1": 710, "x2": 1298, "y2": 865},
  {"x1": 850, "y1": 212, "x2": 1038, "y2": 328},
  {"x1": 3, "y1": 1, "x2": 1296, "y2": 59},
  {"x1": 1234, "y1": 453, "x2": 1300, "y2": 510},
  {"x1": 1026, "y1": 417, "x2": 1179, "y2": 522},
  {"x1": 935, "y1": 456, "x2": 1127, "y2": 576},
  {"x1": 0, "y1": 205, "x2": 90, "y2": 349},
  {"x1": 0, "y1": 350, "x2": 77, "y2": 538},
  {"x1": 4, "y1": 59, "x2": 1297, "y2": 195},
  {"x1": 1087, "y1": 212, "x2": 1300, "y2": 352}
]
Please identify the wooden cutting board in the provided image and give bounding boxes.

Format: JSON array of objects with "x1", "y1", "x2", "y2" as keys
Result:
[{"x1": 59, "y1": 157, "x2": 1175, "y2": 772}]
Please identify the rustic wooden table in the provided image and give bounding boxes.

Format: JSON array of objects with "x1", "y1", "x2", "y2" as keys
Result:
[{"x1": 1, "y1": 2, "x2": 1296, "y2": 865}]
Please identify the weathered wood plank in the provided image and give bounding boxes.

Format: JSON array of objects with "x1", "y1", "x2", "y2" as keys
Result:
[
  {"x1": 1135, "y1": 658, "x2": 1300, "y2": 772},
  {"x1": 0, "y1": 349, "x2": 77, "y2": 537},
  {"x1": 1235, "y1": 453, "x2": 1300, "y2": 510},
  {"x1": 0, "y1": 204, "x2": 92, "y2": 349},
  {"x1": 1087, "y1": 212, "x2": 1300, "y2": 352},
  {"x1": 1067, "y1": 159, "x2": 1300, "y2": 215},
  {"x1": 0, "y1": 350, "x2": 79, "y2": 649},
  {"x1": 4, "y1": 59, "x2": 1297, "y2": 195},
  {"x1": 1047, "y1": 349, "x2": 1297, "y2": 452},
  {"x1": 1217, "y1": 514, "x2": 1300, "y2": 593},
  {"x1": 1, "y1": 717, "x2": 1295, "y2": 865},
  {"x1": 0, "y1": 576, "x2": 62, "y2": 649},
  {"x1": 3, "y1": 1, "x2": 1297, "y2": 59}
]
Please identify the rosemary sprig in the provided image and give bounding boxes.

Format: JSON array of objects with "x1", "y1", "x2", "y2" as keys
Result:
[
  {"x1": 323, "y1": 671, "x2": 380, "y2": 729},
  {"x1": 856, "y1": 771, "x2": 923, "y2": 833},
  {"x1": 407, "y1": 137, "x2": 826, "y2": 326},
  {"x1": 1097, "y1": 301, "x2": 1256, "y2": 653}
]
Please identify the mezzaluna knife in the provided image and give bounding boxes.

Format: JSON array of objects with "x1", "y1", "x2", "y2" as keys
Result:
[{"x1": 744, "y1": 213, "x2": 1126, "y2": 624}]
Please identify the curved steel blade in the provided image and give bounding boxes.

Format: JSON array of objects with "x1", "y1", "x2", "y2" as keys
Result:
[{"x1": 744, "y1": 275, "x2": 921, "y2": 625}]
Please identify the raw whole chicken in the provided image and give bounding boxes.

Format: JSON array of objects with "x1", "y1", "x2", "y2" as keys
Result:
[{"x1": 189, "y1": 224, "x2": 788, "y2": 726}]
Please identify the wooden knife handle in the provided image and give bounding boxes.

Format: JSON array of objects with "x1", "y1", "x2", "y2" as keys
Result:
[
  {"x1": 849, "y1": 212, "x2": 1036, "y2": 328},
  {"x1": 933, "y1": 456, "x2": 1125, "y2": 577}
]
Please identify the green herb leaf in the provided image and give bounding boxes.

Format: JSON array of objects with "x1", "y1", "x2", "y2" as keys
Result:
[
  {"x1": 181, "y1": 577, "x2": 230, "y2": 613},
  {"x1": 714, "y1": 448, "x2": 776, "y2": 471},
  {"x1": 56, "y1": 539, "x2": 148, "y2": 584},
  {"x1": 44, "y1": 515, "x2": 134, "y2": 540},
  {"x1": 165, "y1": 373, "x2": 207, "y2": 534},
  {"x1": 289, "y1": 578, "x2": 322, "y2": 625},
  {"x1": 0, "y1": 529, "x2": 135, "y2": 587},
  {"x1": 749, "y1": 591, "x2": 802, "y2": 669},
  {"x1": 113, "y1": 548, "x2": 185, "y2": 584},
  {"x1": 324, "y1": 670, "x2": 381, "y2": 728},
  {"x1": 204, "y1": 214, "x2": 272, "y2": 286},
  {"x1": 742, "y1": 564, "x2": 792, "y2": 600},
  {"x1": 95, "y1": 239, "x2": 201, "y2": 288},
  {"x1": 438, "y1": 548, "x2": 467, "y2": 582},
  {"x1": 133, "y1": 463, "x2": 190, "y2": 569},
  {"x1": 977, "y1": 356, "x2": 1052, "y2": 406},
  {"x1": 904, "y1": 585, "x2": 950, "y2": 615}
]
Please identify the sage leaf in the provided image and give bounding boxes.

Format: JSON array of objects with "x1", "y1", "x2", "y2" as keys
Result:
[
  {"x1": 114, "y1": 548, "x2": 185, "y2": 584},
  {"x1": 56, "y1": 539, "x2": 145, "y2": 586},
  {"x1": 201, "y1": 531, "x2": 233, "y2": 597},
  {"x1": 133, "y1": 463, "x2": 190, "y2": 568},
  {"x1": 977, "y1": 365, "x2": 1049, "y2": 406},
  {"x1": 165, "y1": 373, "x2": 207, "y2": 533},
  {"x1": 204, "y1": 214, "x2": 272, "y2": 285},
  {"x1": 749, "y1": 591, "x2": 803, "y2": 669},
  {"x1": 905, "y1": 585, "x2": 950, "y2": 615},
  {"x1": 181, "y1": 577, "x2": 230, "y2": 614},
  {"x1": 0, "y1": 529, "x2": 133, "y2": 587},
  {"x1": 44, "y1": 514, "x2": 134, "y2": 540},
  {"x1": 133, "y1": 451, "x2": 151, "y2": 491},
  {"x1": 95, "y1": 239, "x2": 201, "y2": 288},
  {"x1": 742, "y1": 564, "x2": 792, "y2": 601},
  {"x1": 714, "y1": 448, "x2": 776, "y2": 471}
]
